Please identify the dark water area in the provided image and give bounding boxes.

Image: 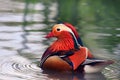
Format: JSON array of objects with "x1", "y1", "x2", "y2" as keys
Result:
[{"x1": 0, "y1": 0, "x2": 120, "y2": 80}]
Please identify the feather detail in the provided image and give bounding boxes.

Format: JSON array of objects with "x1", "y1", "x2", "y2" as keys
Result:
[
  {"x1": 69, "y1": 47, "x2": 87, "y2": 70},
  {"x1": 49, "y1": 31, "x2": 75, "y2": 52},
  {"x1": 49, "y1": 37, "x2": 74, "y2": 52},
  {"x1": 64, "y1": 22, "x2": 83, "y2": 46},
  {"x1": 64, "y1": 22, "x2": 79, "y2": 38}
]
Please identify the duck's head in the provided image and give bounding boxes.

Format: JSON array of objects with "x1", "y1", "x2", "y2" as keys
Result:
[
  {"x1": 45, "y1": 23, "x2": 81, "y2": 49},
  {"x1": 45, "y1": 23, "x2": 83, "y2": 46},
  {"x1": 45, "y1": 24, "x2": 74, "y2": 39}
]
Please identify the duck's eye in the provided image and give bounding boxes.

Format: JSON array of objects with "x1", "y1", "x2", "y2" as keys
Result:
[{"x1": 57, "y1": 28, "x2": 60, "y2": 31}]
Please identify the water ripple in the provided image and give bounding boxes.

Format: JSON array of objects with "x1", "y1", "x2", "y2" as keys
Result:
[
  {"x1": 0, "y1": 55, "x2": 47, "y2": 80},
  {"x1": 12, "y1": 62, "x2": 40, "y2": 72}
]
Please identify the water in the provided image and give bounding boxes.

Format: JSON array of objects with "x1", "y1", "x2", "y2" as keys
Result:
[{"x1": 0, "y1": 0, "x2": 120, "y2": 80}]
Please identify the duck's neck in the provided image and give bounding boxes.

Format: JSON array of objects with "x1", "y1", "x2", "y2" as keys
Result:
[{"x1": 50, "y1": 37, "x2": 74, "y2": 52}]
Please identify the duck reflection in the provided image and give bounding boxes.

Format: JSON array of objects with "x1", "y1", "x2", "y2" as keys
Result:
[{"x1": 42, "y1": 70, "x2": 106, "y2": 80}]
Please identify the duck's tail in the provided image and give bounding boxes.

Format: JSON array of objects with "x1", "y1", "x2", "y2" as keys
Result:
[{"x1": 82, "y1": 59, "x2": 114, "y2": 73}]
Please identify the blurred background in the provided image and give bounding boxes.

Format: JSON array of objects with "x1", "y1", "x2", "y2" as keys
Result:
[{"x1": 0, "y1": 0, "x2": 120, "y2": 80}]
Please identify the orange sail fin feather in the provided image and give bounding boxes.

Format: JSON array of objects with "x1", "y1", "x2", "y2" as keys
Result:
[
  {"x1": 69, "y1": 46, "x2": 93, "y2": 70},
  {"x1": 69, "y1": 47, "x2": 87, "y2": 70},
  {"x1": 40, "y1": 23, "x2": 114, "y2": 72}
]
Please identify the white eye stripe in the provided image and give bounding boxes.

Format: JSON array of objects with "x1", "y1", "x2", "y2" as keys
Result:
[{"x1": 59, "y1": 24, "x2": 73, "y2": 32}]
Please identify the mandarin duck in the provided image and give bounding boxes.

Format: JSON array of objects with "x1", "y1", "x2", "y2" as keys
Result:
[{"x1": 40, "y1": 23, "x2": 114, "y2": 73}]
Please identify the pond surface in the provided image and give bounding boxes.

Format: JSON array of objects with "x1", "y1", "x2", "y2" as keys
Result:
[{"x1": 0, "y1": 0, "x2": 120, "y2": 80}]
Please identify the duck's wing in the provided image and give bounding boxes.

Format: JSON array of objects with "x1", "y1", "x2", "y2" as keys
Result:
[
  {"x1": 82, "y1": 58, "x2": 106, "y2": 65},
  {"x1": 82, "y1": 58, "x2": 114, "y2": 65},
  {"x1": 40, "y1": 47, "x2": 54, "y2": 68},
  {"x1": 40, "y1": 48, "x2": 74, "y2": 68}
]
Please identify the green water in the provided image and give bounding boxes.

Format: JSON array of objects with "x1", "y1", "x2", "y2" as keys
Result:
[{"x1": 0, "y1": 0, "x2": 119, "y2": 80}]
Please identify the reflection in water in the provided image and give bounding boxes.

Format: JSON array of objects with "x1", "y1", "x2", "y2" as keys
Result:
[
  {"x1": 17, "y1": 0, "x2": 30, "y2": 55},
  {"x1": 43, "y1": 70, "x2": 106, "y2": 80},
  {"x1": 0, "y1": 0, "x2": 119, "y2": 80}
]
